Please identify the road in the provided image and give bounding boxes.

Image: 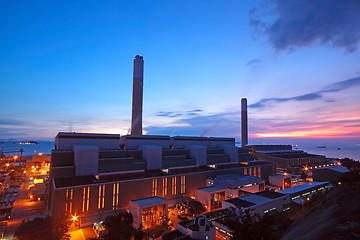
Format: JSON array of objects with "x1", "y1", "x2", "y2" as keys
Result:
[{"x1": 3, "y1": 181, "x2": 46, "y2": 240}]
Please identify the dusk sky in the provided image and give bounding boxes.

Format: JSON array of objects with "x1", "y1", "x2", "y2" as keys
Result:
[{"x1": 1, "y1": 0, "x2": 360, "y2": 145}]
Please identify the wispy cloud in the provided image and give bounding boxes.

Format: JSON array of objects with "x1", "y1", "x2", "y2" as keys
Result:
[
  {"x1": 0, "y1": 118, "x2": 24, "y2": 126},
  {"x1": 156, "y1": 109, "x2": 203, "y2": 118},
  {"x1": 250, "y1": 76, "x2": 360, "y2": 108},
  {"x1": 250, "y1": 0, "x2": 360, "y2": 52},
  {"x1": 246, "y1": 58, "x2": 262, "y2": 66}
]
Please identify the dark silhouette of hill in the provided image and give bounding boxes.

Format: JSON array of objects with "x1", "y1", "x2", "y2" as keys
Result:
[{"x1": 282, "y1": 183, "x2": 360, "y2": 240}]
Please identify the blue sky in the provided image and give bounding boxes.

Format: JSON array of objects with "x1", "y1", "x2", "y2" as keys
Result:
[{"x1": 1, "y1": 0, "x2": 360, "y2": 145}]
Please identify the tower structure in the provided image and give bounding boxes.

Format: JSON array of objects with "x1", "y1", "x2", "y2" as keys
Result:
[
  {"x1": 131, "y1": 55, "x2": 144, "y2": 135},
  {"x1": 241, "y1": 98, "x2": 248, "y2": 147}
]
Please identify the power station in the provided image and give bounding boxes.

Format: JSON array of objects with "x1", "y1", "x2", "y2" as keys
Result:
[{"x1": 47, "y1": 55, "x2": 274, "y2": 233}]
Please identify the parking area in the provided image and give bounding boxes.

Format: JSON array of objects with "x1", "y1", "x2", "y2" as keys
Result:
[{"x1": 3, "y1": 181, "x2": 47, "y2": 240}]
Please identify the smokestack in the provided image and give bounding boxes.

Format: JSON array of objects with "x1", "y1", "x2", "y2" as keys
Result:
[
  {"x1": 131, "y1": 55, "x2": 144, "y2": 135},
  {"x1": 241, "y1": 98, "x2": 248, "y2": 147}
]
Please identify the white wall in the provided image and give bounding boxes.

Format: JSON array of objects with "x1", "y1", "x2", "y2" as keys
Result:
[
  {"x1": 171, "y1": 138, "x2": 208, "y2": 148},
  {"x1": 209, "y1": 138, "x2": 235, "y2": 148},
  {"x1": 186, "y1": 145, "x2": 207, "y2": 166},
  {"x1": 122, "y1": 136, "x2": 170, "y2": 149},
  {"x1": 73, "y1": 145, "x2": 99, "y2": 176},
  {"x1": 222, "y1": 145, "x2": 239, "y2": 163},
  {"x1": 140, "y1": 145, "x2": 162, "y2": 170}
]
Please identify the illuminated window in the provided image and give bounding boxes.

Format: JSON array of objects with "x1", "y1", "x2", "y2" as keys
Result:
[
  {"x1": 87, "y1": 186, "x2": 90, "y2": 211},
  {"x1": 244, "y1": 168, "x2": 248, "y2": 175},
  {"x1": 258, "y1": 167, "x2": 261, "y2": 178},
  {"x1": 98, "y1": 185, "x2": 106, "y2": 209},
  {"x1": 82, "y1": 188, "x2": 86, "y2": 212},
  {"x1": 181, "y1": 176, "x2": 185, "y2": 194},
  {"x1": 152, "y1": 179, "x2": 158, "y2": 196},
  {"x1": 172, "y1": 177, "x2": 177, "y2": 195},
  {"x1": 112, "y1": 183, "x2": 119, "y2": 209},
  {"x1": 163, "y1": 178, "x2": 167, "y2": 196},
  {"x1": 82, "y1": 187, "x2": 90, "y2": 212},
  {"x1": 65, "y1": 189, "x2": 73, "y2": 213}
]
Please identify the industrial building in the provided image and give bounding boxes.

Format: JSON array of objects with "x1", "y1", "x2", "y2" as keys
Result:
[
  {"x1": 250, "y1": 145, "x2": 326, "y2": 170},
  {"x1": 278, "y1": 181, "x2": 331, "y2": 204},
  {"x1": 312, "y1": 165, "x2": 350, "y2": 184},
  {"x1": 47, "y1": 55, "x2": 278, "y2": 234},
  {"x1": 268, "y1": 175, "x2": 292, "y2": 190},
  {"x1": 48, "y1": 133, "x2": 275, "y2": 228},
  {"x1": 222, "y1": 191, "x2": 291, "y2": 217}
]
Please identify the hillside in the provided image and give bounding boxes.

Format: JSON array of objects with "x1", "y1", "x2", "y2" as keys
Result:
[{"x1": 282, "y1": 182, "x2": 360, "y2": 240}]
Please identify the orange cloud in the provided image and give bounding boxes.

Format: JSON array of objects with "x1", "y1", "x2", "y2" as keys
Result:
[{"x1": 251, "y1": 124, "x2": 360, "y2": 138}]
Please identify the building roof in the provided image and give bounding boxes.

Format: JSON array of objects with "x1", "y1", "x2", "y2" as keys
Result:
[
  {"x1": 56, "y1": 132, "x2": 120, "y2": 139},
  {"x1": 258, "y1": 150, "x2": 304, "y2": 154},
  {"x1": 130, "y1": 196, "x2": 167, "y2": 206},
  {"x1": 314, "y1": 165, "x2": 350, "y2": 173},
  {"x1": 240, "y1": 194, "x2": 272, "y2": 205},
  {"x1": 215, "y1": 174, "x2": 260, "y2": 182},
  {"x1": 120, "y1": 135, "x2": 170, "y2": 140},
  {"x1": 196, "y1": 186, "x2": 225, "y2": 192},
  {"x1": 54, "y1": 175, "x2": 99, "y2": 188},
  {"x1": 255, "y1": 191, "x2": 286, "y2": 199},
  {"x1": 224, "y1": 198, "x2": 255, "y2": 208},
  {"x1": 279, "y1": 182, "x2": 329, "y2": 194},
  {"x1": 269, "y1": 175, "x2": 291, "y2": 179},
  {"x1": 213, "y1": 174, "x2": 262, "y2": 189}
]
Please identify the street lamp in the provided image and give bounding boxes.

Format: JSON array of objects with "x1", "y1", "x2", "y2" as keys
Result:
[{"x1": 72, "y1": 216, "x2": 77, "y2": 221}]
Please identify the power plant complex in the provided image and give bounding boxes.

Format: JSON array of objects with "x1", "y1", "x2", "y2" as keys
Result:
[{"x1": 47, "y1": 56, "x2": 331, "y2": 239}]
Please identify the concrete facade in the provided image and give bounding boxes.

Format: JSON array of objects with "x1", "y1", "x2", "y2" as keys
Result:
[
  {"x1": 131, "y1": 55, "x2": 144, "y2": 135},
  {"x1": 222, "y1": 191, "x2": 291, "y2": 217},
  {"x1": 48, "y1": 132, "x2": 275, "y2": 228},
  {"x1": 241, "y1": 98, "x2": 248, "y2": 147}
]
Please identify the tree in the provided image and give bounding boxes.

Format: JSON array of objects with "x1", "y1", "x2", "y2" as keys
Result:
[
  {"x1": 225, "y1": 209, "x2": 293, "y2": 240},
  {"x1": 14, "y1": 216, "x2": 70, "y2": 240},
  {"x1": 187, "y1": 200, "x2": 206, "y2": 215},
  {"x1": 102, "y1": 211, "x2": 135, "y2": 240}
]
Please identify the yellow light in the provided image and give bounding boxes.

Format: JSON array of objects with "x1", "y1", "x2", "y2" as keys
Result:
[
  {"x1": 38, "y1": 153, "x2": 43, "y2": 156},
  {"x1": 30, "y1": 195, "x2": 33, "y2": 198},
  {"x1": 284, "y1": 172, "x2": 288, "y2": 176},
  {"x1": 72, "y1": 216, "x2": 77, "y2": 221},
  {"x1": 34, "y1": 179, "x2": 43, "y2": 184},
  {"x1": 306, "y1": 197, "x2": 310, "y2": 201},
  {"x1": 14, "y1": 156, "x2": 18, "y2": 160},
  {"x1": 338, "y1": 182, "x2": 342, "y2": 185},
  {"x1": 304, "y1": 167, "x2": 308, "y2": 171},
  {"x1": 6, "y1": 163, "x2": 9, "y2": 167}
]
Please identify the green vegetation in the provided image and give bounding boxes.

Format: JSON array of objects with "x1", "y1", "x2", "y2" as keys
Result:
[
  {"x1": 282, "y1": 182, "x2": 360, "y2": 240},
  {"x1": 187, "y1": 200, "x2": 206, "y2": 215},
  {"x1": 339, "y1": 158, "x2": 360, "y2": 170},
  {"x1": 90, "y1": 211, "x2": 143, "y2": 240},
  {"x1": 14, "y1": 216, "x2": 70, "y2": 240},
  {"x1": 339, "y1": 158, "x2": 360, "y2": 183},
  {"x1": 224, "y1": 210, "x2": 293, "y2": 240}
]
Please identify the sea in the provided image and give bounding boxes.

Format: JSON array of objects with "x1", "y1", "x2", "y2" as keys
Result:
[{"x1": 1, "y1": 140, "x2": 359, "y2": 161}]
